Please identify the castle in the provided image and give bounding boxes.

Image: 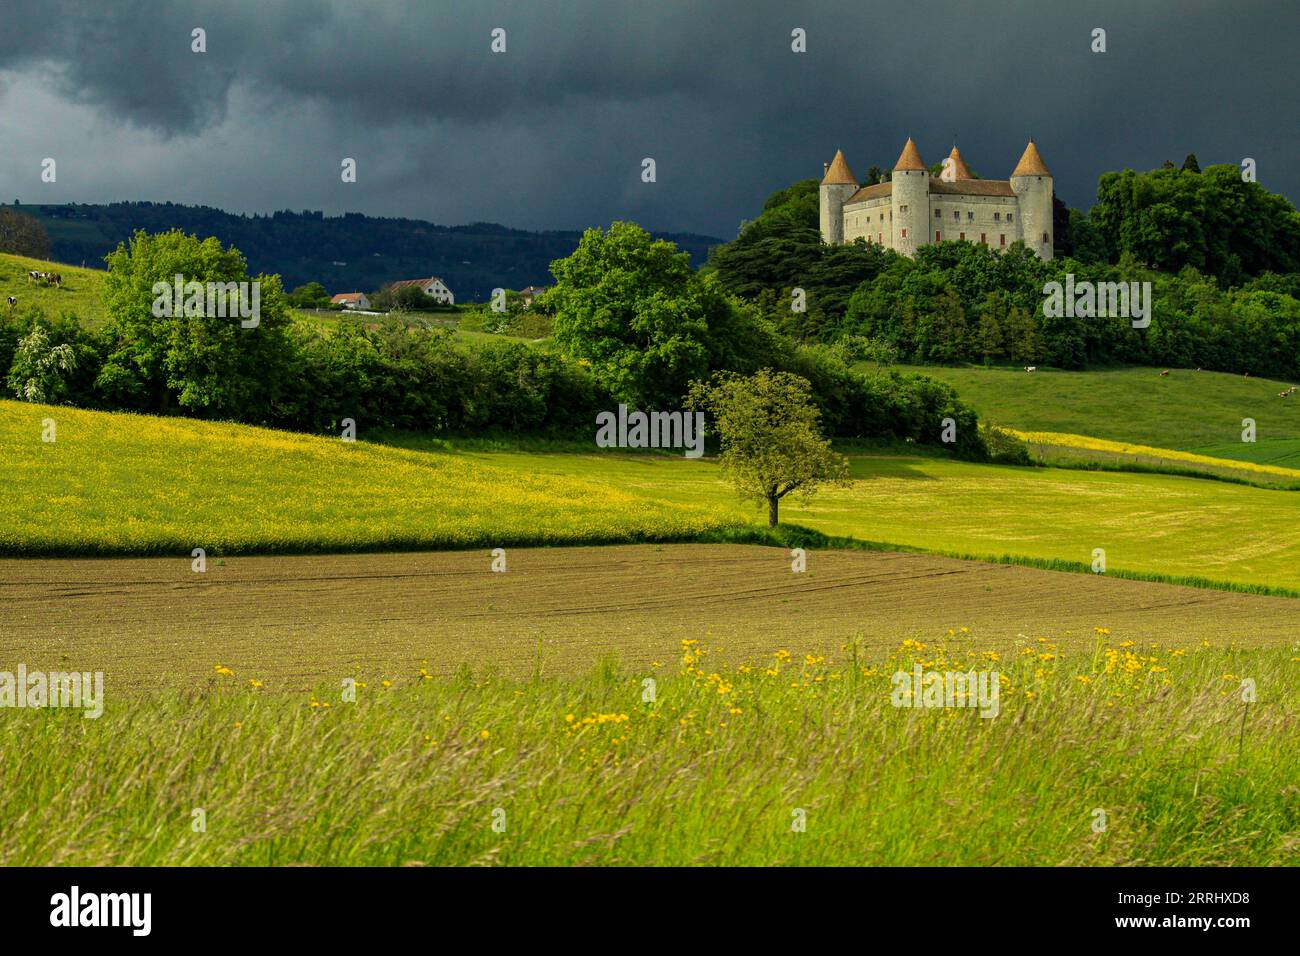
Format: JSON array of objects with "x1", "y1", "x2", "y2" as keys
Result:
[{"x1": 819, "y1": 138, "x2": 1054, "y2": 260}]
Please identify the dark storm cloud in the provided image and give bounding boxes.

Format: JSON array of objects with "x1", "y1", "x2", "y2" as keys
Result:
[{"x1": 0, "y1": 0, "x2": 1296, "y2": 237}]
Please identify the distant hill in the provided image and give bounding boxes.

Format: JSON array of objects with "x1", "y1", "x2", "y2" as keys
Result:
[{"x1": 7, "y1": 202, "x2": 722, "y2": 303}]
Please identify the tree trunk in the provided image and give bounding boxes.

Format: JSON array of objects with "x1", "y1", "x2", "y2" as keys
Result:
[{"x1": 768, "y1": 495, "x2": 779, "y2": 528}]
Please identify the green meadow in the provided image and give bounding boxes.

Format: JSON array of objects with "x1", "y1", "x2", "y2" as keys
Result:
[
  {"x1": 2, "y1": 641, "x2": 1293, "y2": 866},
  {"x1": 908, "y1": 364, "x2": 1300, "y2": 466},
  {"x1": 5, "y1": 399, "x2": 1300, "y2": 593}
]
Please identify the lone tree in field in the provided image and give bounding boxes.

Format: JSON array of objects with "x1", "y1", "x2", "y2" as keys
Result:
[{"x1": 688, "y1": 369, "x2": 849, "y2": 528}]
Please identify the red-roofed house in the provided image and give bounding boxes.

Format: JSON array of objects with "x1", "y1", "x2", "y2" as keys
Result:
[
  {"x1": 331, "y1": 292, "x2": 371, "y2": 310},
  {"x1": 387, "y1": 277, "x2": 454, "y2": 305}
]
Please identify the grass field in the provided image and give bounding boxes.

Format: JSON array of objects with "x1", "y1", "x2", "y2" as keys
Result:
[
  {"x1": 0, "y1": 252, "x2": 107, "y2": 325},
  {"x1": 0, "y1": 401, "x2": 737, "y2": 555},
  {"x1": 908, "y1": 365, "x2": 1300, "y2": 466},
  {"x1": 2, "y1": 636, "x2": 1294, "y2": 866},
  {"x1": 7, "y1": 399, "x2": 1300, "y2": 592}
]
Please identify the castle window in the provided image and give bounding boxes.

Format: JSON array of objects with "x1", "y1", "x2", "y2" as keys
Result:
[
  {"x1": 959, "y1": 232, "x2": 965, "y2": 241},
  {"x1": 878, "y1": 233, "x2": 882, "y2": 243},
  {"x1": 935, "y1": 209, "x2": 941, "y2": 218},
  {"x1": 901, "y1": 229, "x2": 908, "y2": 238},
  {"x1": 900, "y1": 204, "x2": 908, "y2": 213},
  {"x1": 1043, "y1": 232, "x2": 1049, "y2": 243},
  {"x1": 935, "y1": 231, "x2": 941, "y2": 242},
  {"x1": 1007, "y1": 214, "x2": 1013, "y2": 223},
  {"x1": 993, "y1": 212, "x2": 1001, "y2": 222},
  {"x1": 980, "y1": 233, "x2": 986, "y2": 244},
  {"x1": 1000, "y1": 234, "x2": 1006, "y2": 246},
  {"x1": 953, "y1": 210, "x2": 959, "y2": 220},
  {"x1": 967, "y1": 211, "x2": 974, "y2": 221}
]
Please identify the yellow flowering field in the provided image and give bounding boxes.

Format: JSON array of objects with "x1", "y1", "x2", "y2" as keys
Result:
[
  {"x1": 1, "y1": 632, "x2": 1294, "y2": 866},
  {"x1": 1012, "y1": 428, "x2": 1300, "y2": 482},
  {"x1": 0, "y1": 400, "x2": 740, "y2": 554}
]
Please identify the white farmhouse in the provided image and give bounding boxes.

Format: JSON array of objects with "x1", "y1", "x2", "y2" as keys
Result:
[
  {"x1": 388, "y1": 276, "x2": 455, "y2": 305},
  {"x1": 330, "y1": 292, "x2": 371, "y2": 310}
]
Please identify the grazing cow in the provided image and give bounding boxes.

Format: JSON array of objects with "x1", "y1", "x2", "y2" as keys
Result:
[
  {"x1": 5, "y1": 296, "x2": 15, "y2": 308},
  {"x1": 1160, "y1": 370, "x2": 1170, "y2": 377},
  {"x1": 1024, "y1": 366, "x2": 1037, "y2": 372},
  {"x1": 49, "y1": 273, "x2": 61, "y2": 286}
]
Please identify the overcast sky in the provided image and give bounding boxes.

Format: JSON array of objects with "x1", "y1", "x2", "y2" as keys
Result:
[{"x1": 1, "y1": 0, "x2": 1295, "y2": 240}]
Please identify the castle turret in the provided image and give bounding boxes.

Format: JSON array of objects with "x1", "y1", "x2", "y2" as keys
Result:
[
  {"x1": 945, "y1": 145, "x2": 973, "y2": 181},
  {"x1": 1010, "y1": 141, "x2": 1053, "y2": 260},
  {"x1": 819, "y1": 149, "x2": 857, "y2": 245},
  {"x1": 890, "y1": 137, "x2": 928, "y2": 257}
]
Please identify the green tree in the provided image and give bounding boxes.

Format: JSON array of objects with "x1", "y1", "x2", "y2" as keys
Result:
[
  {"x1": 687, "y1": 369, "x2": 849, "y2": 527},
  {"x1": 1004, "y1": 306, "x2": 1041, "y2": 364},
  {"x1": 550, "y1": 222, "x2": 738, "y2": 407},
  {"x1": 97, "y1": 229, "x2": 294, "y2": 419},
  {"x1": 976, "y1": 292, "x2": 1007, "y2": 363},
  {"x1": 924, "y1": 288, "x2": 970, "y2": 363},
  {"x1": 1182, "y1": 153, "x2": 1201, "y2": 173},
  {"x1": 288, "y1": 281, "x2": 330, "y2": 309}
]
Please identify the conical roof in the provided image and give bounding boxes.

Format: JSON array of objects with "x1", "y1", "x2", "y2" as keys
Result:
[
  {"x1": 946, "y1": 145, "x2": 973, "y2": 180},
  {"x1": 1011, "y1": 140, "x2": 1051, "y2": 177},
  {"x1": 821, "y1": 149, "x2": 857, "y2": 185},
  {"x1": 893, "y1": 137, "x2": 926, "y2": 171}
]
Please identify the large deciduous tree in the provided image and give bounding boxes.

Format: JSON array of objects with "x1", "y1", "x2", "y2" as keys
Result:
[
  {"x1": 97, "y1": 229, "x2": 294, "y2": 420},
  {"x1": 550, "y1": 221, "x2": 767, "y2": 407}
]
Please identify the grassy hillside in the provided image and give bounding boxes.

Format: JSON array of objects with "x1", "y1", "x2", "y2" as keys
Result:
[
  {"x1": 0, "y1": 401, "x2": 738, "y2": 554},
  {"x1": 6, "y1": 400, "x2": 1300, "y2": 592},
  {"x1": 905, "y1": 365, "x2": 1300, "y2": 465},
  {"x1": 0, "y1": 252, "x2": 107, "y2": 325}
]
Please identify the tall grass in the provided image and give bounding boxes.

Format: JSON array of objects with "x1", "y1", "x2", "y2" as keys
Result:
[{"x1": 2, "y1": 638, "x2": 1295, "y2": 866}]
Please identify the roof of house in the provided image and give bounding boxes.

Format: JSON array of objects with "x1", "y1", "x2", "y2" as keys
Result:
[
  {"x1": 893, "y1": 137, "x2": 926, "y2": 171},
  {"x1": 821, "y1": 149, "x2": 857, "y2": 186},
  {"x1": 331, "y1": 292, "x2": 366, "y2": 302},
  {"x1": 520, "y1": 286, "x2": 549, "y2": 295},
  {"x1": 1011, "y1": 140, "x2": 1051, "y2": 177},
  {"x1": 388, "y1": 277, "x2": 448, "y2": 290},
  {"x1": 929, "y1": 178, "x2": 1016, "y2": 197},
  {"x1": 845, "y1": 176, "x2": 1016, "y2": 204},
  {"x1": 845, "y1": 182, "x2": 892, "y2": 204}
]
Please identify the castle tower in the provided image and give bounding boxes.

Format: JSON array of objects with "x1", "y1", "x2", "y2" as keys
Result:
[
  {"x1": 945, "y1": 145, "x2": 973, "y2": 181},
  {"x1": 1010, "y1": 140, "x2": 1054, "y2": 260},
  {"x1": 819, "y1": 149, "x2": 857, "y2": 245},
  {"x1": 890, "y1": 137, "x2": 928, "y2": 257}
]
